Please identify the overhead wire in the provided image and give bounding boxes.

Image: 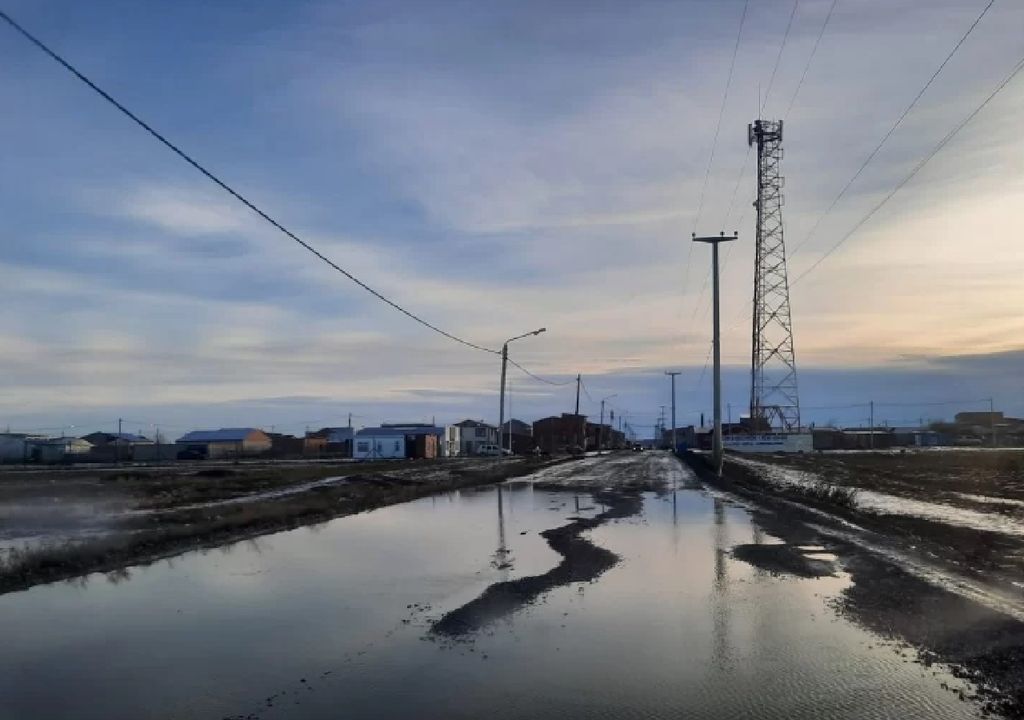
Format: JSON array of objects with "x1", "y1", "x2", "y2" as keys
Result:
[
  {"x1": 689, "y1": 0, "x2": 837, "y2": 328},
  {"x1": 679, "y1": 0, "x2": 751, "y2": 324},
  {"x1": 783, "y1": 0, "x2": 839, "y2": 119},
  {"x1": 507, "y1": 358, "x2": 574, "y2": 387},
  {"x1": 0, "y1": 10, "x2": 501, "y2": 357},
  {"x1": 759, "y1": 0, "x2": 801, "y2": 116},
  {"x1": 788, "y1": 0, "x2": 997, "y2": 259},
  {"x1": 793, "y1": 47, "x2": 1024, "y2": 285}
]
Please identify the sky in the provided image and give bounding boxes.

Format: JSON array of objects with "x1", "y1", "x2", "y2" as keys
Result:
[{"x1": 1, "y1": 0, "x2": 1023, "y2": 438}]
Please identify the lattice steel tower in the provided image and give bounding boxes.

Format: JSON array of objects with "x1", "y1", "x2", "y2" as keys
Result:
[{"x1": 748, "y1": 119, "x2": 800, "y2": 431}]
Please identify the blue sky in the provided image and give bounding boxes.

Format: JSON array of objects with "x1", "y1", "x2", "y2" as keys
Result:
[{"x1": 1, "y1": 0, "x2": 1023, "y2": 437}]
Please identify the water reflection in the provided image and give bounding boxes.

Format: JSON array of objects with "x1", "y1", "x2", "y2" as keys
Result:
[{"x1": 0, "y1": 483, "x2": 982, "y2": 720}]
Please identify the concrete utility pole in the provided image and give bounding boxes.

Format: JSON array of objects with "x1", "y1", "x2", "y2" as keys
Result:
[
  {"x1": 693, "y1": 232, "x2": 738, "y2": 476},
  {"x1": 116, "y1": 417, "x2": 123, "y2": 465},
  {"x1": 498, "y1": 328, "x2": 546, "y2": 457},
  {"x1": 599, "y1": 394, "x2": 617, "y2": 455},
  {"x1": 575, "y1": 373, "x2": 584, "y2": 450},
  {"x1": 666, "y1": 371, "x2": 681, "y2": 452}
]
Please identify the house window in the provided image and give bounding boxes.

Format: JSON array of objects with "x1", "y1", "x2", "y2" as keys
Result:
[
  {"x1": 357, "y1": 441, "x2": 369, "y2": 453},
  {"x1": 475, "y1": 428, "x2": 487, "y2": 438},
  {"x1": 394, "y1": 440, "x2": 401, "y2": 452}
]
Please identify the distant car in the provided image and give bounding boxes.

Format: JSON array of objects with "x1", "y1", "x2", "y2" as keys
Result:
[
  {"x1": 632, "y1": 444, "x2": 644, "y2": 452},
  {"x1": 476, "y1": 444, "x2": 503, "y2": 457}
]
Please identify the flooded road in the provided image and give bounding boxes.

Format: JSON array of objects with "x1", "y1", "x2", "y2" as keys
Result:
[{"x1": 0, "y1": 454, "x2": 986, "y2": 719}]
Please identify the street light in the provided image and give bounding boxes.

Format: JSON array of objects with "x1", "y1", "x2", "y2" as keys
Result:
[
  {"x1": 599, "y1": 394, "x2": 617, "y2": 455},
  {"x1": 498, "y1": 328, "x2": 546, "y2": 457}
]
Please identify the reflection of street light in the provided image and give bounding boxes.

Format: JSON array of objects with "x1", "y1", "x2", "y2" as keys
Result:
[
  {"x1": 498, "y1": 328, "x2": 546, "y2": 457},
  {"x1": 599, "y1": 394, "x2": 617, "y2": 454}
]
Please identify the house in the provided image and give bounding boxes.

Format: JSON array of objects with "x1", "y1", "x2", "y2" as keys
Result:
[
  {"x1": 353, "y1": 427, "x2": 408, "y2": 460},
  {"x1": 454, "y1": 419, "x2": 499, "y2": 456},
  {"x1": 266, "y1": 433, "x2": 305, "y2": 457},
  {"x1": 659, "y1": 426, "x2": 697, "y2": 451},
  {"x1": 80, "y1": 432, "x2": 155, "y2": 462},
  {"x1": 81, "y1": 432, "x2": 153, "y2": 448},
  {"x1": 532, "y1": 414, "x2": 588, "y2": 454},
  {"x1": 501, "y1": 419, "x2": 534, "y2": 454},
  {"x1": 175, "y1": 428, "x2": 272, "y2": 459},
  {"x1": 0, "y1": 433, "x2": 44, "y2": 463},
  {"x1": 381, "y1": 424, "x2": 443, "y2": 459},
  {"x1": 25, "y1": 437, "x2": 93, "y2": 463},
  {"x1": 306, "y1": 427, "x2": 355, "y2": 456}
]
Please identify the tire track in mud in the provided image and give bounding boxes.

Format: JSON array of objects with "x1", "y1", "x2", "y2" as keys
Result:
[{"x1": 430, "y1": 488, "x2": 643, "y2": 637}]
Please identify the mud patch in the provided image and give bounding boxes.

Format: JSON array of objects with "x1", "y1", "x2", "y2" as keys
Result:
[
  {"x1": 430, "y1": 489, "x2": 642, "y2": 636},
  {"x1": 731, "y1": 543, "x2": 835, "y2": 578}
]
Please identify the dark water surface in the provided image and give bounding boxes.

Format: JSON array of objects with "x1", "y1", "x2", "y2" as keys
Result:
[{"x1": 0, "y1": 477, "x2": 981, "y2": 719}]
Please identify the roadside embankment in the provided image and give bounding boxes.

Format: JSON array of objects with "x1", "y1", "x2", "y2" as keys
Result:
[{"x1": 0, "y1": 456, "x2": 571, "y2": 596}]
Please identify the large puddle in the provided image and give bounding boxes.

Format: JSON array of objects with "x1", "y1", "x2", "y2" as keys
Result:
[{"x1": 0, "y1": 476, "x2": 983, "y2": 719}]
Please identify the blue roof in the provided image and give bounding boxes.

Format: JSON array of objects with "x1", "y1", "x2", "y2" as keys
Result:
[
  {"x1": 177, "y1": 428, "x2": 262, "y2": 443},
  {"x1": 356, "y1": 427, "x2": 408, "y2": 438}
]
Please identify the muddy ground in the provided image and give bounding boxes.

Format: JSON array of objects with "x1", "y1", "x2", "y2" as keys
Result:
[
  {"x1": 0, "y1": 456, "x2": 568, "y2": 595},
  {"x1": 688, "y1": 452, "x2": 1024, "y2": 718},
  {"x1": 761, "y1": 449, "x2": 1024, "y2": 509},
  {"x1": 725, "y1": 450, "x2": 1024, "y2": 606}
]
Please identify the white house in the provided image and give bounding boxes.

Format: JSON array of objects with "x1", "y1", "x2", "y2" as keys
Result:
[
  {"x1": 454, "y1": 420, "x2": 498, "y2": 456},
  {"x1": 353, "y1": 428, "x2": 407, "y2": 460}
]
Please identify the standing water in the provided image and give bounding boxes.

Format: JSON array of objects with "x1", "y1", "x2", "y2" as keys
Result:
[{"x1": 0, "y1": 468, "x2": 981, "y2": 719}]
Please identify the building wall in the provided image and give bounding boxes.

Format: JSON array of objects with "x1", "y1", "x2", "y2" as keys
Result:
[
  {"x1": 443, "y1": 426, "x2": 461, "y2": 457},
  {"x1": 353, "y1": 435, "x2": 406, "y2": 460},
  {"x1": 532, "y1": 415, "x2": 587, "y2": 454}
]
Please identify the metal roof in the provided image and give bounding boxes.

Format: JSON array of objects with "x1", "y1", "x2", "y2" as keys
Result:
[
  {"x1": 177, "y1": 428, "x2": 262, "y2": 443},
  {"x1": 355, "y1": 427, "x2": 409, "y2": 438}
]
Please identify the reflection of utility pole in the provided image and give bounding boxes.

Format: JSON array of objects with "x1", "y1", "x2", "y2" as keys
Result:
[
  {"x1": 694, "y1": 232, "x2": 738, "y2": 476},
  {"x1": 666, "y1": 371, "x2": 681, "y2": 452}
]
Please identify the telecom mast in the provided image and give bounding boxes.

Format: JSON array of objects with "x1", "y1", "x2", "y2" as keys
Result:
[{"x1": 748, "y1": 119, "x2": 800, "y2": 432}]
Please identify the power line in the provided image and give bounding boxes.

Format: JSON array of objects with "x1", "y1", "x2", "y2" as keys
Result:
[
  {"x1": 793, "y1": 48, "x2": 1024, "y2": 285},
  {"x1": 783, "y1": 0, "x2": 839, "y2": 118},
  {"x1": 789, "y1": 0, "x2": 997, "y2": 258},
  {"x1": 680, "y1": 0, "x2": 751, "y2": 321},
  {"x1": 507, "y1": 358, "x2": 574, "y2": 387},
  {"x1": 0, "y1": 10, "x2": 500, "y2": 356},
  {"x1": 760, "y1": 0, "x2": 801, "y2": 116}
]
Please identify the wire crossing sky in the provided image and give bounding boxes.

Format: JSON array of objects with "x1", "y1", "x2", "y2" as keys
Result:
[{"x1": 1, "y1": 0, "x2": 1022, "y2": 431}]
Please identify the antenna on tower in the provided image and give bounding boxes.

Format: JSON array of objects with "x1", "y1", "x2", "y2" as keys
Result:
[{"x1": 748, "y1": 119, "x2": 800, "y2": 432}]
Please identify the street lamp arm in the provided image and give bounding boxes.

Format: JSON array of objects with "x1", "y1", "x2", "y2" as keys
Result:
[{"x1": 504, "y1": 327, "x2": 547, "y2": 345}]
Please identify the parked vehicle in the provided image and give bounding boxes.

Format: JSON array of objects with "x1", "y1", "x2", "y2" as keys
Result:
[{"x1": 476, "y1": 444, "x2": 503, "y2": 457}]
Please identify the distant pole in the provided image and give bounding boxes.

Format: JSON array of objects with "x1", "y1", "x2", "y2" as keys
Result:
[
  {"x1": 693, "y1": 232, "x2": 738, "y2": 476},
  {"x1": 117, "y1": 417, "x2": 122, "y2": 465},
  {"x1": 348, "y1": 413, "x2": 352, "y2": 429},
  {"x1": 666, "y1": 371, "x2": 680, "y2": 452},
  {"x1": 575, "y1": 374, "x2": 581, "y2": 415},
  {"x1": 869, "y1": 401, "x2": 875, "y2": 449},
  {"x1": 598, "y1": 394, "x2": 617, "y2": 455},
  {"x1": 990, "y1": 398, "x2": 997, "y2": 447}
]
